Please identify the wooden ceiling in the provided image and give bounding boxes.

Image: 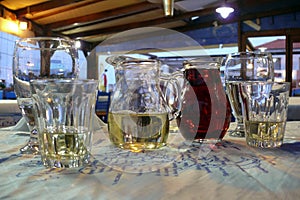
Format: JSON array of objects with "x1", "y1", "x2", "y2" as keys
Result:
[{"x1": 1, "y1": 0, "x2": 300, "y2": 53}]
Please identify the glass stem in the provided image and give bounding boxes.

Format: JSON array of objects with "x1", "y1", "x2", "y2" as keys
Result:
[
  {"x1": 20, "y1": 126, "x2": 39, "y2": 155},
  {"x1": 236, "y1": 119, "x2": 244, "y2": 131}
]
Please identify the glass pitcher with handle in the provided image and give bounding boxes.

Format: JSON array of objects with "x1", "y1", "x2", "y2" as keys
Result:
[
  {"x1": 176, "y1": 57, "x2": 232, "y2": 144},
  {"x1": 107, "y1": 58, "x2": 181, "y2": 152}
]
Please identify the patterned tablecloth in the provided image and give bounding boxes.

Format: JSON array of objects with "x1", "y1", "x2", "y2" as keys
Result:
[{"x1": 0, "y1": 119, "x2": 300, "y2": 200}]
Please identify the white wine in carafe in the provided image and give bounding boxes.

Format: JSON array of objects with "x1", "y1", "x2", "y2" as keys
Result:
[{"x1": 108, "y1": 111, "x2": 169, "y2": 152}]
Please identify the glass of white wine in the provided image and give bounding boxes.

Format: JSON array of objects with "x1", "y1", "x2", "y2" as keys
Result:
[
  {"x1": 13, "y1": 37, "x2": 79, "y2": 154},
  {"x1": 224, "y1": 51, "x2": 274, "y2": 137}
]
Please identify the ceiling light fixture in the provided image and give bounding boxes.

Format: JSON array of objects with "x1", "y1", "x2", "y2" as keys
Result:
[
  {"x1": 75, "y1": 40, "x2": 81, "y2": 48},
  {"x1": 19, "y1": 21, "x2": 28, "y2": 30},
  {"x1": 191, "y1": 16, "x2": 199, "y2": 21},
  {"x1": 148, "y1": 0, "x2": 174, "y2": 16},
  {"x1": 216, "y1": 4, "x2": 234, "y2": 19},
  {"x1": 163, "y1": 0, "x2": 174, "y2": 17}
]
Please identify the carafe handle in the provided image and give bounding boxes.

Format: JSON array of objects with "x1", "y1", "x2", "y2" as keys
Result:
[{"x1": 160, "y1": 72, "x2": 182, "y2": 120}]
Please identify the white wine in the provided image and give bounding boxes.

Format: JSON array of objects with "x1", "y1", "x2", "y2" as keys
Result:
[
  {"x1": 40, "y1": 129, "x2": 92, "y2": 168},
  {"x1": 108, "y1": 111, "x2": 169, "y2": 152},
  {"x1": 244, "y1": 120, "x2": 286, "y2": 148}
]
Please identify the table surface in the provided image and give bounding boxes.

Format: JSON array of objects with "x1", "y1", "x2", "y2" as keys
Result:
[{"x1": 1, "y1": 119, "x2": 300, "y2": 200}]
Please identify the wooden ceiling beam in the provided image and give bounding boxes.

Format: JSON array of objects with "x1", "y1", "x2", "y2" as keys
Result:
[
  {"x1": 67, "y1": 6, "x2": 217, "y2": 39},
  {"x1": 68, "y1": 1, "x2": 300, "y2": 43},
  {"x1": 15, "y1": 0, "x2": 104, "y2": 18},
  {"x1": 241, "y1": 7, "x2": 300, "y2": 22},
  {"x1": 6, "y1": 0, "x2": 300, "y2": 46},
  {"x1": 47, "y1": 2, "x2": 160, "y2": 31},
  {"x1": 177, "y1": 3, "x2": 300, "y2": 33}
]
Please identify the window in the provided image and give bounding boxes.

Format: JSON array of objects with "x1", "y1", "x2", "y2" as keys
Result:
[
  {"x1": 273, "y1": 57, "x2": 281, "y2": 70},
  {"x1": 0, "y1": 31, "x2": 19, "y2": 87}
]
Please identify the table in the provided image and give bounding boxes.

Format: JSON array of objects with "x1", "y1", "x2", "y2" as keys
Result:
[
  {"x1": 1, "y1": 118, "x2": 300, "y2": 200},
  {"x1": 0, "y1": 100, "x2": 22, "y2": 128}
]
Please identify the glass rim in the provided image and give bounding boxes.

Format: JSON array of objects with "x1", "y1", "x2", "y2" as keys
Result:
[
  {"x1": 15, "y1": 37, "x2": 76, "y2": 50},
  {"x1": 30, "y1": 79, "x2": 98, "y2": 85},
  {"x1": 183, "y1": 57, "x2": 221, "y2": 69},
  {"x1": 117, "y1": 58, "x2": 160, "y2": 69},
  {"x1": 239, "y1": 81, "x2": 291, "y2": 89},
  {"x1": 227, "y1": 51, "x2": 272, "y2": 59},
  {"x1": 240, "y1": 80, "x2": 290, "y2": 84}
]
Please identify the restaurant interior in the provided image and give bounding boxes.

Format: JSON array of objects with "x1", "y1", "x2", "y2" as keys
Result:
[
  {"x1": 0, "y1": 1, "x2": 300, "y2": 199},
  {"x1": 0, "y1": 0, "x2": 300, "y2": 87},
  {"x1": 0, "y1": 0, "x2": 299, "y2": 121}
]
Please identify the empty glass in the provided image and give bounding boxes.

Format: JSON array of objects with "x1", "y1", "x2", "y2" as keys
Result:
[
  {"x1": 224, "y1": 52, "x2": 274, "y2": 137},
  {"x1": 13, "y1": 37, "x2": 79, "y2": 154}
]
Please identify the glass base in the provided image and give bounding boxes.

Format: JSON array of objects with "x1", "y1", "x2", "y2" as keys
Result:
[
  {"x1": 114, "y1": 142, "x2": 167, "y2": 153},
  {"x1": 229, "y1": 122, "x2": 245, "y2": 137},
  {"x1": 228, "y1": 130, "x2": 245, "y2": 137},
  {"x1": 246, "y1": 139, "x2": 283, "y2": 148},
  {"x1": 41, "y1": 155, "x2": 90, "y2": 168},
  {"x1": 20, "y1": 139, "x2": 39, "y2": 155},
  {"x1": 20, "y1": 129, "x2": 39, "y2": 155},
  {"x1": 191, "y1": 138, "x2": 222, "y2": 146}
]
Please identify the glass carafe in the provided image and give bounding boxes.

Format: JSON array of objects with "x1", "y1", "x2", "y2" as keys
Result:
[
  {"x1": 176, "y1": 57, "x2": 232, "y2": 144},
  {"x1": 108, "y1": 58, "x2": 181, "y2": 152}
]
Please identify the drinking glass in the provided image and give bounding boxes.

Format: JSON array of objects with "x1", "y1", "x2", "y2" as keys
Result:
[
  {"x1": 239, "y1": 81, "x2": 290, "y2": 148},
  {"x1": 224, "y1": 52, "x2": 274, "y2": 137},
  {"x1": 30, "y1": 79, "x2": 98, "y2": 168},
  {"x1": 13, "y1": 37, "x2": 79, "y2": 154}
]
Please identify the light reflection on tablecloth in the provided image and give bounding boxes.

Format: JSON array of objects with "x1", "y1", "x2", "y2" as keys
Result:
[{"x1": 0, "y1": 121, "x2": 299, "y2": 199}]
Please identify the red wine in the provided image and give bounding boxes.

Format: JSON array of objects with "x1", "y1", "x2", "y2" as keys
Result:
[{"x1": 177, "y1": 68, "x2": 231, "y2": 142}]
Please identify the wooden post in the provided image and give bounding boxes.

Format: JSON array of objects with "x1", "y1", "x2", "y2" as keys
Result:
[
  {"x1": 39, "y1": 41, "x2": 51, "y2": 78},
  {"x1": 286, "y1": 34, "x2": 293, "y2": 94}
]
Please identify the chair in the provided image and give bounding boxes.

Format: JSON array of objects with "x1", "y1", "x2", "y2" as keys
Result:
[
  {"x1": 5, "y1": 91, "x2": 16, "y2": 99},
  {"x1": 291, "y1": 88, "x2": 300, "y2": 96},
  {"x1": 95, "y1": 91, "x2": 111, "y2": 123}
]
